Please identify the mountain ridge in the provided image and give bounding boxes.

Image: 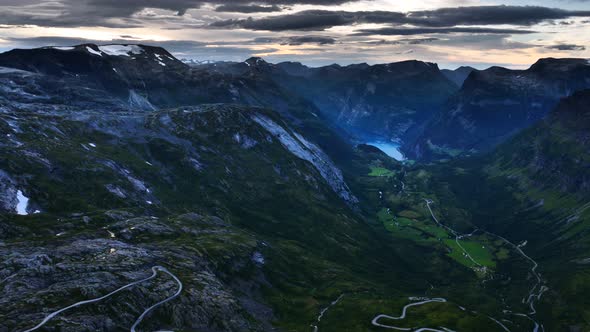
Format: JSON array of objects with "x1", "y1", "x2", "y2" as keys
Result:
[{"x1": 404, "y1": 57, "x2": 590, "y2": 160}]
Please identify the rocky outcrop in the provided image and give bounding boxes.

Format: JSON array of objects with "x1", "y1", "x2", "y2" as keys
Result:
[
  {"x1": 251, "y1": 113, "x2": 357, "y2": 204},
  {"x1": 0, "y1": 214, "x2": 268, "y2": 331},
  {"x1": 0, "y1": 170, "x2": 17, "y2": 214}
]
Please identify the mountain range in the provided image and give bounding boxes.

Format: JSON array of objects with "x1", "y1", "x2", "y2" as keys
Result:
[{"x1": 1, "y1": 43, "x2": 589, "y2": 332}]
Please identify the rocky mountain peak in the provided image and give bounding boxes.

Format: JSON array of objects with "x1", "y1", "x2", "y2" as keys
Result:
[
  {"x1": 441, "y1": 66, "x2": 477, "y2": 87},
  {"x1": 528, "y1": 57, "x2": 590, "y2": 73},
  {"x1": 275, "y1": 61, "x2": 311, "y2": 77},
  {"x1": 244, "y1": 56, "x2": 270, "y2": 67},
  {"x1": 0, "y1": 43, "x2": 187, "y2": 78}
]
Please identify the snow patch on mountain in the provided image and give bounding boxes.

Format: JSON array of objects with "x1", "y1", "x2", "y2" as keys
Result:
[
  {"x1": 251, "y1": 113, "x2": 358, "y2": 204},
  {"x1": 252, "y1": 251, "x2": 265, "y2": 265},
  {"x1": 51, "y1": 46, "x2": 74, "y2": 51},
  {"x1": 181, "y1": 59, "x2": 221, "y2": 66},
  {"x1": 0, "y1": 67, "x2": 32, "y2": 75},
  {"x1": 187, "y1": 157, "x2": 203, "y2": 172},
  {"x1": 105, "y1": 184, "x2": 127, "y2": 199},
  {"x1": 16, "y1": 190, "x2": 29, "y2": 215},
  {"x1": 233, "y1": 133, "x2": 258, "y2": 149},
  {"x1": 86, "y1": 46, "x2": 103, "y2": 56},
  {"x1": 98, "y1": 45, "x2": 144, "y2": 57}
]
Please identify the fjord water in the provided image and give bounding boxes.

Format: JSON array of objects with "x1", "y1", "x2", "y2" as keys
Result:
[{"x1": 367, "y1": 141, "x2": 405, "y2": 161}]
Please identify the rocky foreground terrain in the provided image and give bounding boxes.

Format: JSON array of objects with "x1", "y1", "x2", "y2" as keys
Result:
[{"x1": 0, "y1": 49, "x2": 365, "y2": 330}]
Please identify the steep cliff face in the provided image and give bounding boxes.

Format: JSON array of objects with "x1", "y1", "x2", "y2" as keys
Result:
[
  {"x1": 490, "y1": 89, "x2": 590, "y2": 195},
  {"x1": 274, "y1": 60, "x2": 459, "y2": 141},
  {"x1": 406, "y1": 58, "x2": 590, "y2": 160},
  {"x1": 193, "y1": 58, "x2": 459, "y2": 141}
]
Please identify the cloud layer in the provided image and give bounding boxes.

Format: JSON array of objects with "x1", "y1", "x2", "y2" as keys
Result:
[
  {"x1": 210, "y1": 6, "x2": 590, "y2": 32},
  {"x1": 0, "y1": 1, "x2": 589, "y2": 68}
]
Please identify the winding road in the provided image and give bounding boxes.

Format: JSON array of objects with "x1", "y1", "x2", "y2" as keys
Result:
[
  {"x1": 23, "y1": 265, "x2": 182, "y2": 332},
  {"x1": 371, "y1": 297, "x2": 512, "y2": 332},
  {"x1": 510, "y1": 312, "x2": 543, "y2": 332},
  {"x1": 517, "y1": 252, "x2": 547, "y2": 316},
  {"x1": 484, "y1": 231, "x2": 546, "y2": 316},
  {"x1": 371, "y1": 297, "x2": 447, "y2": 331},
  {"x1": 422, "y1": 199, "x2": 544, "y2": 331},
  {"x1": 424, "y1": 199, "x2": 482, "y2": 268},
  {"x1": 131, "y1": 266, "x2": 183, "y2": 332},
  {"x1": 372, "y1": 168, "x2": 546, "y2": 331}
]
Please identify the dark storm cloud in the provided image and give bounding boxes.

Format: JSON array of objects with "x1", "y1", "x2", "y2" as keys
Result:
[
  {"x1": 404, "y1": 6, "x2": 590, "y2": 27},
  {"x1": 353, "y1": 27, "x2": 537, "y2": 36},
  {"x1": 73, "y1": 0, "x2": 364, "y2": 16},
  {"x1": 0, "y1": 0, "x2": 364, "y2": 28},
  {"x1": 74, "y1": 0, "x2": 289, "y2": 16},
  {"x1": 209, "y1": 10, "x2": 400, "y2": 31},
  {"x1": 546, "y1": 44, "x2": 586, "y2": 51},
  {"x1": 253, "y1": 36, "x2": 336, "y2": 45},
  {"x1": 362, "y1": 38, "x2": 440, "y2": 45},
  {"x1": 215, "y1": 4, "x2": 282, "y2": 13},
  {"x1": 209, "y1": 6, "x2": 590, "y2": 31},
  {"x1": 3, "y1": 2, "x2": 589, "y2": 31}
]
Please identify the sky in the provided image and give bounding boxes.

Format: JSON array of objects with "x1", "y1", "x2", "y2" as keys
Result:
[{"x1": 0, "y1": 0, "x2": 589, "y2": 69}]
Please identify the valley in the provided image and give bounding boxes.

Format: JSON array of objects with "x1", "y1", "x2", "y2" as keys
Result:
[
  {"x1": 350, "y1": 154, "x2": 546, "y2": 332},
  {"x1": 0, "y1": 43, "x2": 589, "y2": 332}
]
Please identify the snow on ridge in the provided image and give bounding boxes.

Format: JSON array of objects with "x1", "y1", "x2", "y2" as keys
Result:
[
  {"x1": 86, "y1": 46, "x2": 103, "y2": 56},
  {"x1": 154, "y1": 54, "x2": 167, "y2": 66},
  {"x1": 251, "y1": 113, "x2": 358, "y2": 204},
  {"x1": 0, "y1": 67, "x2": 31, "y2": 75},
  {"x1": 51, "y1": 46, "x2": 74, "y2": 51},
  {"x1": 182, "y1": 59, "x2": 217, "y2": 65},
  {"x1": 98, "y1": 45, "x2": 145, "y2": 57}
]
